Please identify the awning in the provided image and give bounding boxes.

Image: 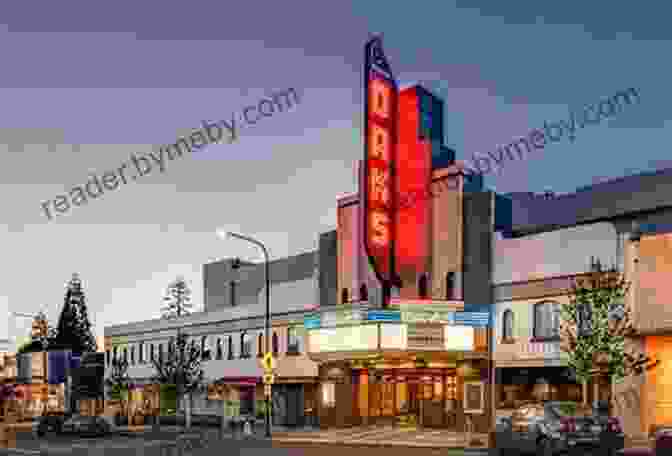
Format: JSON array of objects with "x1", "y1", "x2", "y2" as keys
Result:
[{"x1": 212, "y1": 377, "x2": 259, "y2": 386}]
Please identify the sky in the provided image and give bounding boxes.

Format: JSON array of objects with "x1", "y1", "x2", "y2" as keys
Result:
[{"x1": 0, "y1": 1, "x2": 669, "y2": 350}]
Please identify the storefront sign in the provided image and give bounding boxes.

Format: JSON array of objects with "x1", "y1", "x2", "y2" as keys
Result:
[
  {"x1": 367, "y1": 309, "x2": 401, "y2": 322},
  {"x1": 402, "y1": 310, "x2": 454, "y2": 324},
  {"x1": 445, "y1": 325, "x2": 474, "y2": 351},
  {"x1": 406, "y1": 324, "x2": 444, "y2": 350},
  {"x1": 454, "y1": 311, "x2": 490, "y2": 327},
  {"x1": 307, "y1": 325, "x2": 378, "y2": 352}
]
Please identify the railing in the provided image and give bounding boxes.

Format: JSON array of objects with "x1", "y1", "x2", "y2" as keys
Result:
[{"x1": 494, "y1": 339, "x2": 562, "y2": 361}]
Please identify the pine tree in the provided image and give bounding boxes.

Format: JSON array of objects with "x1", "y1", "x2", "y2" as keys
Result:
[
  {"x1": 52, "y1": 273, "x2": 96, "y2": 354},
  {"x1": 160, "y1": 276, "x2": 193, "y2": 318}
]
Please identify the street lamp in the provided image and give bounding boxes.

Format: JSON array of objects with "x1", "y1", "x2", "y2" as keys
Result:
[{"x1": 220, "y1": 231, "x2": 272, "y2": 438}]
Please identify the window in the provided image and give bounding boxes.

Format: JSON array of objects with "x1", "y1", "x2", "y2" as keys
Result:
[
  {"x1": 216, "y1": 338, "x2": 222, "y2": 360},
  {"x1": 418, "y1": 274, "x2": 428, "y2": 298},
  {"x1": 446, "y1": 272, "x2": 455, "y2": 299},
  {"x1": 105, "y1": 350, "x2": 110, "y2": 366},
  {"x1": 230, "y1": 281, "x2": 237, "y2": 307},
  {"x1": 227, "y1": 336, "x2": 234, "y2": 360},
  {"x1": 123, "y1": 348, "x2": 128, "y2": 363},
  {"x1": 360, "y1": 284, "x2": 368, "y2": 302},
  {"x1": 150, "y1": 344, "x2": 154, "y2": 362},
  {"x1": 322, "y1": 382, "x2": 336, "y2": 407},
  {"x1": 287, "y1": 327, "x2": 300, "y2": 354},
  {"x1": 272, "y1": 332, "x2": 279, "y2": 355},
  {"x1": 113, "y1": 347, "x2": 117, "y2": 362},
  {"x1": 158, "y1": 344, "x2": 163, "y2": 362},
  {"x1": 341, "y1": 288, "x2": 349, "y2": 304},
  {"x1": 257, "y1": 334, "x2": 264, "y2": 357},
  {"x1": 533, "y1": 301, "x2": 561, "y2": 340},
  {"x1": 240, "y1": 333, "x2": 251, "y2": 358},
  {"x1": 502, "y1": 309, "x2": 514, "y2": 341},
  {"x1": 201, "y1": 336, "x2": 210, "y2": 360},
  {"x1": 130, "y1": 346, "x2": 135, "y2": 365},
  {"x1": 168, "y1": 338, "x2": 174, "y2": 355},
  {"x1": 138, "y1": 342, "x2": 144, "y2": 363}
]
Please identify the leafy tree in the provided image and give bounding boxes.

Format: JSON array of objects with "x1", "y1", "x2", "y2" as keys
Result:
[
  {"x1": 52, "y1": 273, "x2": 96, "y2": 354},
  {"x1": 150, "y1": 331, "x2": 205, "y2": 429},
  {"x1": 104, "y1": 356, "x2": 130, "y2": 419},
  {"x1": 160, "y1": 276, "x2": 194, "y2": 318},
  {"x1": 560, "y1": 258, "x2": 658, "y2": 406},
  {"x1": 17, "y1": 312, "x2": 50, "y2": 354}
]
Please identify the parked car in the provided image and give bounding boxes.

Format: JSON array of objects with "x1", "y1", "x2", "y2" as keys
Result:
[
  {"x1": 59, "y1": 414, "x2": 115, "y2": 437},
  {"x1": 495, "y1": 401, "x2": 624, "y2": 455},
  {"x1": 36, "y1": 411, "x2": 73, "y2": 436}
]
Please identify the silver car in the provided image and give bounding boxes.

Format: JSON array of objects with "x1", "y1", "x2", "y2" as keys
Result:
[{"x1": 495, "y1": 401, "x2": 624, "y2": 455}]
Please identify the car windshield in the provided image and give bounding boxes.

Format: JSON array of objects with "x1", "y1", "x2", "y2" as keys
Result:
[{"x1": 547, "y1": 401, "x2": 592, "y2": 417}]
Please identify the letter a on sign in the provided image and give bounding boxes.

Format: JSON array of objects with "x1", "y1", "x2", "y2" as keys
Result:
[{"x1": 363, "y1": 36, "x2": 398, "y2": 288}]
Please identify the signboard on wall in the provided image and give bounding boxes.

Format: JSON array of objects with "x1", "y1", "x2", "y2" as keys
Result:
[
  {"x1": 363, "y1": 36, "x2": 398, "y2": 288},
  {"x1": 406, "y1": 324, "x2": 444, "y2": 350},
  {"x1": 307, "y1": 325, "x2": 378, "y2": 352}
]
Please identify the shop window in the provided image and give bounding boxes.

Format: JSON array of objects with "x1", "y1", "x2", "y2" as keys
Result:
[
  {"x1": 227, "y1": 336, "x2": 234, "y2": 360},
  {"x1": 446, "y1": 272, "x2": 455, "y2": 299},
  {"x1": 216, "y1": 338, "x2": 222, "y2": 360},
  {"x1": 341, "y1": 288, "x2": 349, "y2": 304},
  {"x1": 138, "y1": 342, "x2": 144, "y2": 363},
  {"x1": 360, "y1": 284, "x2": 368, "y2": 301},
  {"x1": 287, "y1": 327, "x2": 300, "y2": 355},
  {"x1": 272, "y1": 332, "x2": 279, "y2": 355},
  {"x1": 533, "y1": 301, "x2": 561, "y2": 340},
  {"x1": 322, "y1": 382, "x2": 336, "y2": 408},
  {"x1": 418, "y1": 274, "x2": 428, "y2": 298},
  {"x1": 257, "y1": 334, "x2": 264, "y2": 357},
  {"x1": 502, "y1": 309, "x2": 514, "y2": 342}
]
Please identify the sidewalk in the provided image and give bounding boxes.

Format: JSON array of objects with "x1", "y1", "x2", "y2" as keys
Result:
[{"x1": 270, "y1": 426, "x2": 489, "y2": 449}]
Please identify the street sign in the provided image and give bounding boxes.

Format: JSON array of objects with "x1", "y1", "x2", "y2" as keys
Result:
[
  {"x1": 263, "y1": 373, "x2": 275, "y2": 384},
  {"x1": 262, "y1": 352, "x2": 275, "y2": 371}
]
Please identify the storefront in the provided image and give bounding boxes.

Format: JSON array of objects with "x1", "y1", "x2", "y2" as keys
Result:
[{"x1": 306, "y1": 306, "x2": 491, "y2": 432}]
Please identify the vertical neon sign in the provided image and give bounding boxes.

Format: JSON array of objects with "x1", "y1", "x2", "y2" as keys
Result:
[{"x1": 363, "y1": 36, "x2": 397, "y2": 300}]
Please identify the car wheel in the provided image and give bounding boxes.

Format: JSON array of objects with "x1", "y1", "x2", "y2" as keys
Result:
[{"x1": 536, "y1": 437, "x2": 553, "y2": 456}]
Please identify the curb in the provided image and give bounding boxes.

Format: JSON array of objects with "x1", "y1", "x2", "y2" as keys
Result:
[{"x1": 270, "y1": 437, "x2": 489, "y2": 450}]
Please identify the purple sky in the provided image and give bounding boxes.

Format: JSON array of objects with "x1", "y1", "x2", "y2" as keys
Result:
[{"x1": 0, "y1": 0, "x2": 669, "y2": 348}]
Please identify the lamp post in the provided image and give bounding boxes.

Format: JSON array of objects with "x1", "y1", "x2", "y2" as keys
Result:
[{"x1": 221, "y1": 231, "x2": 271, "y2": 438}]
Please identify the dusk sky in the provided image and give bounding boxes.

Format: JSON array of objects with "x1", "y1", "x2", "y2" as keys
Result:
[{"x1": 1, "y1": 1, "x2": 669, "y2": 349}]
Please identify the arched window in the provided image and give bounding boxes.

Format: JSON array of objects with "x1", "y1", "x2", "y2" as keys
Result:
[
  {"x1": 138, "y1": 342, "x2": 144, "y2": 363},
  {"x1": 359, "y1": 284, "x2": 368, "y2": 302},
  {"x1": 418, "y1": 274, "x2": 428, "y2": 298},
  {"x1": 257, "y1": 334, "x2": 264, "y2": 357},
  {"x1": 130, "y1": 346, "x2": 135, "y2": 365},
  {"x1": 341, "y1": 288, "x2": 349, "y2": 304},
  {"x1": 227, "y1": 336, "x2": 233, "y2": 360},
  {"x1": 150, "y1": 344, "x2": 154, "y2": 362},
  {"x1": 158, "y1": 344, "x2": 163, "y2": 362},
  {"x1": 533, "y1": 301, "x2": 561, "y2": 339},
  {"x1": 446, "y1": 272, "x2": 456, "y2": 299},
  {"x1": 123, "y1": 348, "x2": 128, "y2": 363},
  {"x1": 201, "y1": 336, "x2": 209, "y2": 360},
  {"x1": 272, "y1": 332, "x2": 279, "y2": 355},
  {"x1": 241, "y1": 333, "x2": 251, "y2": 358},
  {"x1": 216, "y1": 338, "x2": 222, "y2": 360},
  {"x1": 502, "y1": 309, "x2": 514, "y2": 340}
]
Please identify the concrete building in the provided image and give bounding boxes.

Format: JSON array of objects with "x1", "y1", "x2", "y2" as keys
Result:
[{"x1": 104, "y1": 240, "x2": 335, "y2": 427}]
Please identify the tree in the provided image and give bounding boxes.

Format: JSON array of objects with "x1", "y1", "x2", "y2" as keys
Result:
[
  {"x1": 150, "y1": 331, "x2": 205, "y2": 429},
  {"x1": 18, "y1": 312, "x2": 50, "y2": 354},
  {"x1": 52, "y1": 274, "x2": 96, "y2": 354},
  {"x1": 160, "y1": 276, "x2": 194, "y2": 319},
  {"x1": 104, "y1": 357, "x2": 130, "y2": 420},
  {"x1": 560, "y1": 258, "x2": 659, "y2": 407}
]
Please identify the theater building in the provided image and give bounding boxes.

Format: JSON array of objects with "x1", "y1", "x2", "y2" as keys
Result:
[{"x1": 304, "y1": 82, "x2": 511, "y2": 433}]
